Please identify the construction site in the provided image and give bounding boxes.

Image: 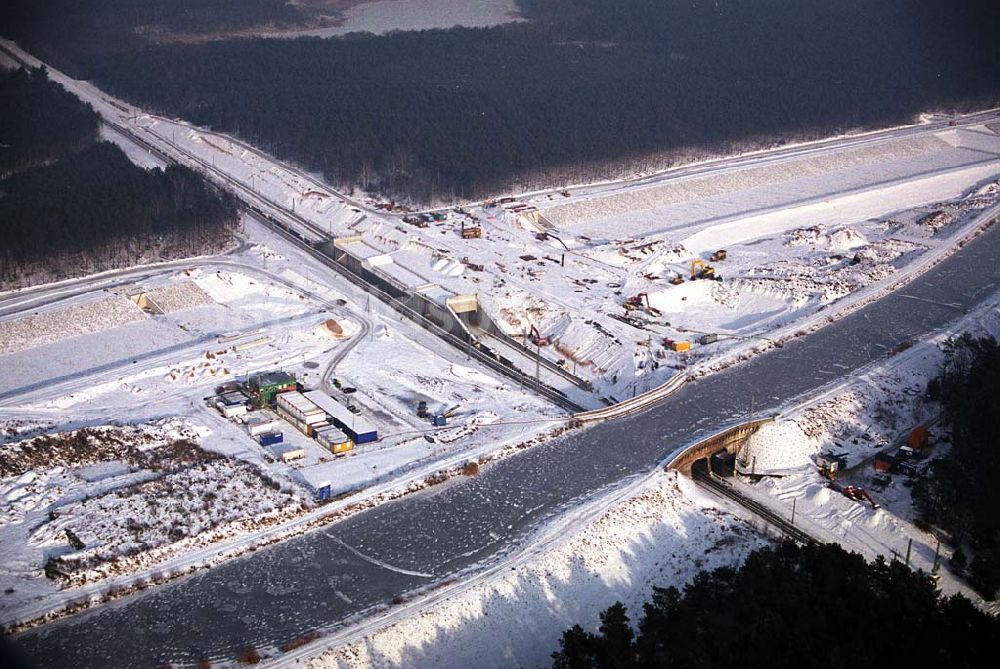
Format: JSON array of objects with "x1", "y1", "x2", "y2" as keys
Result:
[{"x1": 2, "y1": 37, "x2": 1000, "y2": 667}]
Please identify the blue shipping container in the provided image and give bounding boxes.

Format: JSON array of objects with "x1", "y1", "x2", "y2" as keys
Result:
[
  {"x1": 258, "y1": 431, "x2": 284, "y2": 446},
  {"x1": 317, "y1": 485, "x2": 332, "y2": 501}
]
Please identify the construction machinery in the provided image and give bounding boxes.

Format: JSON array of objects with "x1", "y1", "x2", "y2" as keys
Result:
[
  {"x1": 624, "y1": 292, "x2": 663, "y2": 317},
  {"x1": 529, "y1": 324, "x2": 549, "y2": 347},
  {"x1": 663, "y1": 338, "x2": 692, "y2": 352},
  {"x1": 690, "y1": 259, "x2": 717, "y2": 280},
  {"x1": 841, "y1": 485, "x2": 881, "y2": 509},
  {"x1": 417, "y1": 400, "x2": 428, "y2": 419},
  {"x1": 460, "y1": 221, "x2": 482, "y2": 239},
  {"x1": 669, "y1": 275, "x2": 685, "y2": 286},
  {"x1": 710, "y1": 249, "x2": 728, "y2": 262}
]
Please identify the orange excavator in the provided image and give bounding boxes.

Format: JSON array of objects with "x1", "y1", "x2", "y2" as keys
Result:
[
  {"x1": 529, "y1": 324, "x2": 549, "y2": 347},
  {"x1": 624, "y1": 292, "x2": 662, "y2": 317},
  {"x1": 842, "y1": 485, "x2": 881, "y2": 509}
]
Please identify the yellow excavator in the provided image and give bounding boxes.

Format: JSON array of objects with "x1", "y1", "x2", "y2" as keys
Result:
[{"x1": 690, "y1": 259, "x2": 717, "y2": 280}]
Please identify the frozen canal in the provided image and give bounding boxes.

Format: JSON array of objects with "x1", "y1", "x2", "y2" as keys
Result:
[{"x1": 15, "y1": 218, "x2": 1000, "y2": 667}]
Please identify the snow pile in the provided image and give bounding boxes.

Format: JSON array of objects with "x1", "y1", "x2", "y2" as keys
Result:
[
  {"x1": 306, "y1": 472, "x2": 769, "y2": 669},
  {"x1": 543, "y1": 136, "x2": 948, "y2": 227},
  {"x1": 431, "y1": 256, "x2": 466, "y2": 278},
  {"x1": 0, "y1": 296, "x2": 146, "y2": 355},
  {"x1": 736, "y1": 421, "x2": 814, "y2": 475},
  {"x1": 141, "y1": 280, "x2": 214, "y2": 313},
  {"x1": 553, "y1": 320, "x2": 622, "y2": 373},
  {"x1": 164, "y1": 351, "x2": 232, "y2": 384},
  {"x1": 0, "y1": 471, "x2": 63, "y2": 529},
  {"x1": 828, "y1": 228, "x2": 868, "y2": 250},
  {"x1": 493, "y1": 290, "x2": 566, "y2": 337},
  {"x1": 919, "y1": 209, "x2": 953, "y2": 232}
]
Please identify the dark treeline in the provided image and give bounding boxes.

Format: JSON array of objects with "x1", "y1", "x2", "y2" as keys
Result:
[
  {"x1": 0, "y1": 68, "x2": 239, "y2": 287},
  {"x1": 0, "y1": 0, "x2": 310, "y2": 75},
  {"x1": 0, "y1": 66, "x2": 99, "y2": 177},
  {"x1": 915, "y1": 334, "x2": 1000, "y2": 598},
  {"x1": 552, "y1": 541, "x2": 999, "y2": 669},
  {"x1": 0, "y1": 142, "x2": 239, "y2": 285},
  {"x1": 6, "y1": 1, "x2": 1000, "y2": 202}
]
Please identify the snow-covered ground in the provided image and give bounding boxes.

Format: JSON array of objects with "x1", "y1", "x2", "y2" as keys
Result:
[
  {"x1": 0, "y1": 216, "x2": 560, "y2": 630},
  {"x1": 299, "y1": 472, "x2": 770, "y2": 669},
  {"x1": 276, "y1": 0, "x2": 523, "y2": 38},
  {"x1": 723, "y1": 293, "x2": 1000, "y2": 608},
  {"x1": 98, "y1": 125, "x2": 166, "y2": 170}
]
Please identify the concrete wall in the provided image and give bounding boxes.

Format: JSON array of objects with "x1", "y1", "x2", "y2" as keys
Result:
[{"x1": 667, "y1": 417, "x2": 775, "y2": 475}]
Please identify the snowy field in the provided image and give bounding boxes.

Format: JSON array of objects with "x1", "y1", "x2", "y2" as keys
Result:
[
  {"x1": 303, "y1": 472, "x2": 770, "y2": 669},
  {"x1": 278, "y1": 0, "x2": 523, "y2": 38}
]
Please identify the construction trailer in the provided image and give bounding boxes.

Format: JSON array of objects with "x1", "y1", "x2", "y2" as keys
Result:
[
  {"x1": 276, "y1": 391, "x2": 328, "y2": 436},
  {"x1": 216, "y1": 390, "x2": 250, "y2": 418},
  {"x1": 248, "y1": 371, "x2": 298, "y2": 405},
  {"x1": 664, "y1": 339, "x2": 691, "y2": 352},
  {"x1": 243, "y1": 411, "x2": 281, "y2": 436},
  {"x1": 818, "y1": 452, "x2": 849, "y2": 479},
  {"x1": 315, "y1": 426, "x2": 354, "y2": 455},
  {"x1": 304, "y1": 390, "x2": 379, "y2": 444},
  {"x1": 270, "y1": 443, "x2": 305, "y2": 463}
]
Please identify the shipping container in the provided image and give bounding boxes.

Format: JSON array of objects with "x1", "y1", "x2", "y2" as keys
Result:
[
  {"x1": 276, "y1": 391, "x2": 327, "y2": 437},
  {"x1": 699, "y1": 333, "x2": 719, "y2": 345},
  {"x1": 258, "y1": 431, "x2": 284, "y2": 446},
  {"x1": 315, "y1": 427, "x2": 353, "y2": 455}
]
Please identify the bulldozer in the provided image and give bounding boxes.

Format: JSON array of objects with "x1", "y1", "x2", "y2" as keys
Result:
[
  {"x1": 710, "y1": 249, "x2": 728, "y2": 262},
  {"x1": 624, "y1": 292, "x2": 662, "y2": 317},
  {"x1": 690, "y1": 259, "x2": 717, "y2": 280}
]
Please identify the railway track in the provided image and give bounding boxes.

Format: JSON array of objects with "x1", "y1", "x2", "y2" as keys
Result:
[{"x1": 692, "y1": 463, "x2": 818, "y2": 546}]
